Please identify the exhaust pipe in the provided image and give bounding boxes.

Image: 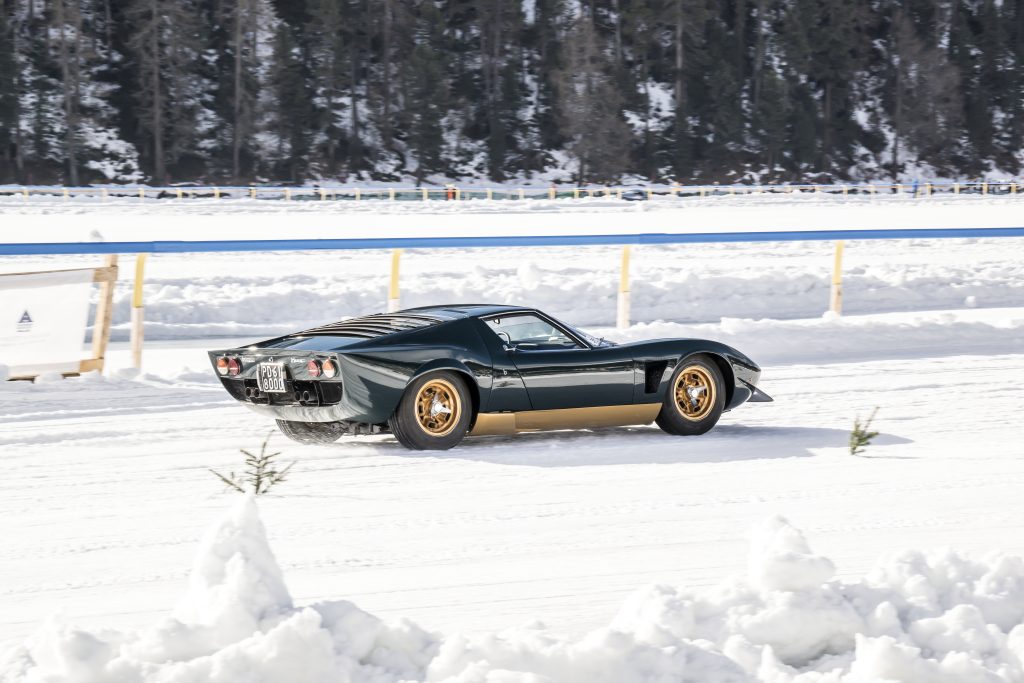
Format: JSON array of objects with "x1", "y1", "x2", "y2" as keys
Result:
[
  {"x1": 300, "y1": 390, "x2": 314, "y2": 403},
  {"x1": 245, "y1": 387, "x2": 261, "y2": 400}
]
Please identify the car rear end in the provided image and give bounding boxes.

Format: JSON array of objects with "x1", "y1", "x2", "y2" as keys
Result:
[{"x1": 209, "y1": 347, "x2": 345, "y2": 411}]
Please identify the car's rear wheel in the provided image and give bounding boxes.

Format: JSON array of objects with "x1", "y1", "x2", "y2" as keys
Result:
[
  {"x1": 655, "y1": 356, "x2": 726, "y2": 436},
  {"x1": 276, "y1": 419, "x2": 345, "y2": 445},
  {"x1": 389, "y1": 371, "x2": 471, "y2": 450}
]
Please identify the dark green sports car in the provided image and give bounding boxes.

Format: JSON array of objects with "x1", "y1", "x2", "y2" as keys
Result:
[{"x1": 209, "y1": 304, "x2": 772, "y2": 450}]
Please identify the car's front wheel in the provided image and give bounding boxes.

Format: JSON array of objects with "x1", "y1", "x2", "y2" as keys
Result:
[
  {"x1": 276, "y1": 419, "x2": 345, "y2": 445},
  {"x1": 655, "y1": 356, "x2": 726, "y2": 436},
  {"x1": 389, "y1": 371, "x2": 472, "y2": 450}
]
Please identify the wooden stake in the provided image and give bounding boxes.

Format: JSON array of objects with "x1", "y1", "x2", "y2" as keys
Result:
[
  {"x1": 131, "y1": 254, "x2": 148, "y2": 369},
  {"x1": 90, "y1": 254, "x2": 119, "y2": 373},
  {"x1": 830, "y1": 241, "x2": 844, "y2": 315},
  {"x1": 388, "y1": 249, "x2": 402, "y2": 312},
  {"x1": 617, "y1": 245, "x2": 632, "y2": 330}
]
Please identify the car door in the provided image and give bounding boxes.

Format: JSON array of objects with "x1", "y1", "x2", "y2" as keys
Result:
[{"x1": 483, "y1": 313, "x2": 635, "y2": 411}]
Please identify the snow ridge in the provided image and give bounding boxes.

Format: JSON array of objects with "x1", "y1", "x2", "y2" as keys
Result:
[{"x1": 6, "y1": 504, "x2": 1024, "y2": 682}]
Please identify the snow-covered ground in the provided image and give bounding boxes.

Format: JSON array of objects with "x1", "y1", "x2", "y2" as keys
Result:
[{"x1": 2, "y1": 194, "x2": 1024, "y2": 681}]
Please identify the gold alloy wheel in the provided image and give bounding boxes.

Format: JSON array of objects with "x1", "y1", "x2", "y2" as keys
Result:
[
  {"x1": 674, "y1": 365, "x2": 716, "y2": 421},
  {"x1": 414, "y1": 378, "x2": 462, "y2": 437}
]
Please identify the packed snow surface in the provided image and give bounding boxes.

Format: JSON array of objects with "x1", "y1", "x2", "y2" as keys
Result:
[
  {"x1": 8, "y1": 498, "x2": 1024, "y2": 682},
  {"x1": 2, "y1": 193, "x2": 1023, "y2": 681}
]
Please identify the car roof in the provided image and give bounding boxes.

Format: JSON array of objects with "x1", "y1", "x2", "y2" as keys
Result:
[{"x1": 398, "y1": 304, "x2": 533, "y2": 320}]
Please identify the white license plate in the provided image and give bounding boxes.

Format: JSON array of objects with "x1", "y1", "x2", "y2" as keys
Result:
[{"x1": 257, "y1": 363, "x2": 287, "y2": 393}]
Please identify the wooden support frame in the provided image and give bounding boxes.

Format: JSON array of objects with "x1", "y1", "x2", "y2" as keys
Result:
[{"x1": 4, "y1": 258, "x2": 118, "y2": 380}]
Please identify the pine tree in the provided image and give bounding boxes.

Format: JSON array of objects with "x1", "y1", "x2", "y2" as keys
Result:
[{"x1": 0, "y1": 6, "x2": 18, "y2": 181}]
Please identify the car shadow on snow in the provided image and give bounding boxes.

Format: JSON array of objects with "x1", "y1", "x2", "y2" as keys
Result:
[{"x1": 388, "y1": 424, "x2": 914, "y2": 467}]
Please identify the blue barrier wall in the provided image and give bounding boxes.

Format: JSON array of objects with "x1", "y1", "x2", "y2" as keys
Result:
[{"x1": 2, "y1": 226, "x2": 1024, "y2": 255}]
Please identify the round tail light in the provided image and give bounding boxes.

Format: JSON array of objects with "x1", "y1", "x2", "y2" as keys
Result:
[
  {"x1": 226, "y1": 357, "x2": 242, "y2": 376},
  {"x1": 216, "y1": 357, "x2": 229, "y2": 375},
  {"x1": 306, "y1": 359, "x2": 322, "y2": 377},
  {"x1": 322, "y1": 359, "x2": 338, "y2": 378}
]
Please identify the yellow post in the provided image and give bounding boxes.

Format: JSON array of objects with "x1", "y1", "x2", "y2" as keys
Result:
[
  {"x1": 138, "y1": 187, "x2": 145, "y2": 200},
  {"x1": 389, "y1": 188, "x2": 396, "y2": 201},
  {"x1": 549, "y1": 186, "x2": 556, "y2": 200},
  {"x1": 616, "y1": 188, "x2": 623, "y2": 200},
  {"x1": 926, "y1": 182, "x2": 932, "y2": 196},
  {"x1": 284, "y1": 188, "x2": 292, "y2": 200},
  {"x1": 131, "y1": 254, "x2": 148, "y2": 369},
  {"x1": 455, "y1": 187, "x2": 462, "y2": 200},
  {"x1": 830, "y1": 240, "x2": 844, "y2": 315},
  {"x1": 101, "y1": 188, "x2": 109, "y2": 202},
  {"x1": 647, "y1": 188, "x2": 654, "y2": 200},
  {"x1": 422, "y1": 188, "x2": 429, "y2": 201},
  {"x1": 22, "y1": 187, "x2": 28, "y2": 199},
  {"x1": 486, "y1": 188, "x2": 493, "y2": 200},
  {"x1": 672, "y1": 182, "x2": 680, "y2": 196},
  {"x1": 1012, "y1": 182, "x2": 1018, "y2": 195},
  {"x1": 319, "y1": 188, "x2": 326, "y2": 201},
  {"x1": 617, "y1": 245, "x2": 632, "y2": 330},
  {"x1": 700, "y1": 187, "x2": 706, "y2": 199},
  {"x1": 387, "y1": 249, "x2": 402, "y2": 313},
  {"x1": 354, "y1": 187, "x2": 361, "y2": 200},
  {"x1": 842, "y1": 185, "x2": 848, "y2": 196},
  {"x1": 250, "y1": 187, "x2": 257, "y2": 199},
  {"x1": 982, "y1": 181, "x2": 988, "y2": 195},
  {"x1": 954, "y1": 182, "x2": 960, "y2": 195},
  {"x1": 518, "y1": 188, "x2": 525, "y2": 200},
  {"x1": 176, "y1": 188, "x2": 183, "y2": 199},
  {"x1": 573, "y1": 188, "x2": 580, "y2": 199},
  {"x1": 63, "y1": 188, "x2": 70, "y2": 200}
]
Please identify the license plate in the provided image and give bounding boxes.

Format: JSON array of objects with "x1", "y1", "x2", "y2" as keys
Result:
[{"x1": 257, "y1": 363, "x2": 287, "y2": 393}]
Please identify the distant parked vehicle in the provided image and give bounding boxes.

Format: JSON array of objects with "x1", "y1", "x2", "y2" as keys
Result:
[{"x1": 209, "y1": 305, "x2": 772, "y2": 451}]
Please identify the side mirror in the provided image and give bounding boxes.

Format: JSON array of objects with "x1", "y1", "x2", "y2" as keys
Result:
[{"x1": 497, "y1": 332, "x2": 513, "y2": 350}]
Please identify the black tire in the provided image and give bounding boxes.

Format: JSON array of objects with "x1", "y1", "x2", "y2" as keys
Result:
[
  {"x1": 276, "y1": 419, "x2": 345, "y2": 445},
  {"x1": 388, "y1": 371, "x2": 472, "y2": 451},
  {"x1": 655, "y1": 355, "x2": 726, "y2": 436}
]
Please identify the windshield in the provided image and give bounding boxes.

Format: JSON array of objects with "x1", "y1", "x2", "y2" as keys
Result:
[{"x1": 567, "y1": 324, "x2": 616, "y2": 348}]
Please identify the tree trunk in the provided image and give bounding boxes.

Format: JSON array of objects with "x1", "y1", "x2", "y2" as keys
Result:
[
  {"x1": 56, "y1": 0, "x2": 79, "y2": 185},
  {"x1": 151, "y1": 0, "x2": 165, "y2": 183},
  {"x1": 232, "y1": 0, "x2": 245, "y2": 182},
  {"x1": 674, "y1": 0, "x2": 686, "y2": 175},
  {"x1": 611, "y1": 0, "x2": 622, "y2": 65},
  {"x1": 381, "y1": 0, "x2": 392, "y2": 150},
  {"x1": 752, "y1": 0, "x2": 767, "y2": 106},
  {"x1": 350, "y1": 24, "x2": 362, "y2": 173}
]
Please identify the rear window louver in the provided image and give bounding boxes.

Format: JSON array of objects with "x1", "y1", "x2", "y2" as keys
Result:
[{"x1": 298, "y1": 313, "x2": 443, "y2": 339}]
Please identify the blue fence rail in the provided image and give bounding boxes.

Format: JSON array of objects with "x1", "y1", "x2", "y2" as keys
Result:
[{"x1": 3, "y1": 226, "x2": 1024, "y2": 256}]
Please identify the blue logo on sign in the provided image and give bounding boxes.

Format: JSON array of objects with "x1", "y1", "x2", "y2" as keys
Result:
[{"x1": 17, "y1": 310, "x2": 32, "y2": 332}]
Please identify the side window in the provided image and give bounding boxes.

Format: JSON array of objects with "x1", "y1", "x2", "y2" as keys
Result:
[{"x1": 485, "y1": 315, "x2": 581, "y2": 350}]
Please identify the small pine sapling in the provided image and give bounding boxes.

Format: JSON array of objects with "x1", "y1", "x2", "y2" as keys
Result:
[
  {"x1": 210, "y1": 432, "x2": 295, "y2": 495},
  {"x1": 849, "y1": 407, "x2": 880, "y2": 456}
]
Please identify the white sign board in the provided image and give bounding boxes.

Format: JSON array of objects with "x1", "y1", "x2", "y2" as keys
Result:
[{"x1": 0, "y1": 269, "x2": 94, "y2": 376}]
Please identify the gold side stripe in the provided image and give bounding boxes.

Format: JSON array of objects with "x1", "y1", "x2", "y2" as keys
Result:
[{"x1": 470, "y1": 403, "x2": 661, "y2": 436}]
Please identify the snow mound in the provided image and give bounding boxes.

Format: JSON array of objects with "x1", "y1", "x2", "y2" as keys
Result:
[{"x1": 6, "y1": 509, "x2": 1024, "y2": 682}]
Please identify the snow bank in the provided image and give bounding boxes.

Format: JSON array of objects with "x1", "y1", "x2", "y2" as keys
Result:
[
  {"x1": 6, "y1": 504, "x2": 1024, "y2": 682},
  {"x1": 600, "y1": 308, "x2": 1024, "y2": 364}
]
